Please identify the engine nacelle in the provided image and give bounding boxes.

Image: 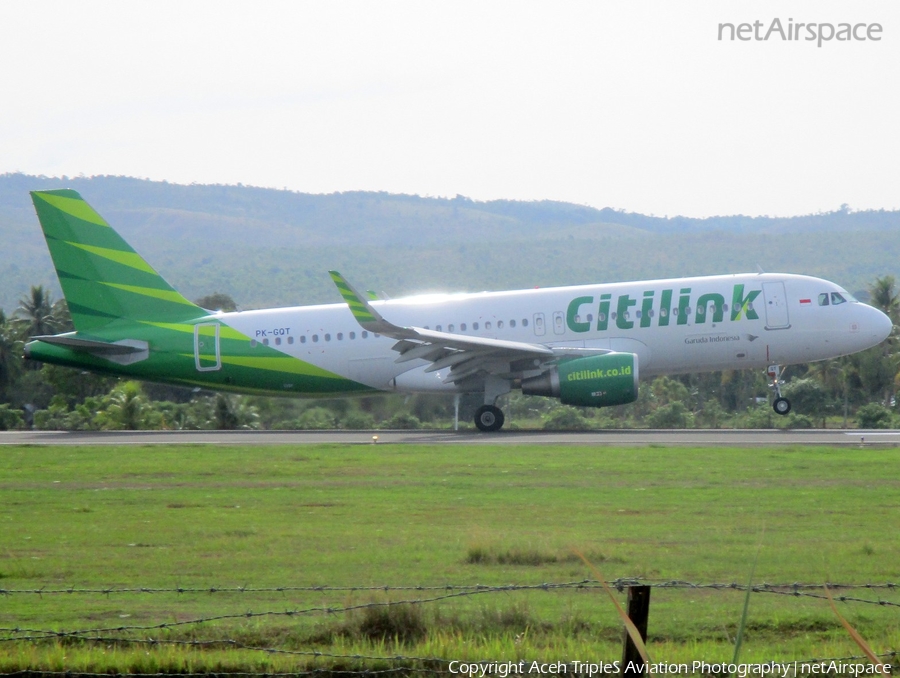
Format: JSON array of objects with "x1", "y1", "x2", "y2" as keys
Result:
[{"x1": 521, "y1": 353, "x2": 639, "y2": 408}]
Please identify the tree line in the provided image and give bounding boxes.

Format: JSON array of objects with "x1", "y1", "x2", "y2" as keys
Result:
[{"x1": 1, "y1": 280, "x2": 898, "y2": 432}]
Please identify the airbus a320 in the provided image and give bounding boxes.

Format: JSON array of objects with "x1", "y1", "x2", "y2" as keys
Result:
[{"x1": 24, "y1": 190, "x2": 892, "y2": 431}]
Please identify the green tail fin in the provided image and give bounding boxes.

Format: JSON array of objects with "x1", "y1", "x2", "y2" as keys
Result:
[{"x1": 30, "y1": 189, "x2": 204, "y2": 332}]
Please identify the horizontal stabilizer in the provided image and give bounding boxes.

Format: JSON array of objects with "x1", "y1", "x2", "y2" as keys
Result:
[
  {"x1": 27, "y1": 334, "x2": 150, "y2": 365},
  {"x1": 31, "y1": 334, "x2": 146, "y2": 355}
]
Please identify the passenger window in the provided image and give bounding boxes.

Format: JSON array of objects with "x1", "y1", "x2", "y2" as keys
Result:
[
  {"x1": 312, "y1": 334, "x2": 319, "y2": 342},
  {"x1": 660, "y1": 308, "x2": 668, "y2": 318},
  {"x1": 510, "y1": 320, "x2": 516, "y2": 328},
  {"x1": 337, "y1": 333, "x2": 343, "y2": 340},
  {"x1": 819, "y1": 293, "x2": 829, "y2": 306},
  {"x1": 275, "y1": 337, "x2": 281, "y2": 345},
  {"x1": 461, "y1": 323, "x2": 467, "y2": 331},
  {"x1": 436, "y1": 325, "x2": 442, "y2": 332},
  {"x1": 349, "y1": 332, "x2": 356, "y2": 339},
  {"x1": 498, "y1": 320, "x2": 504, "y2": 328},
  {"x1": 263, "y1": 338, "x2": 269, "y2": 346},
  {"x1": 300, "y1": 336, "x2": 307, "y2": 344},
  {"x1": 831, "y1": 292, "x2": 846, "y2": 305},
  {"x1": 448, "y1": 324, "x2": 455, "y2": 332},
  {"x1": 362, "y1": 331, "x2": 368, "y2": 338},
  {"x1": 287, "y1": 336, "x2": 294, "y2": 344},
  {"x1": 473, "y1": 322, "x2": 479, "y2": 330},
  {"x1": 486, "y1": 321, "x2": 492, "y2": 330},
  {"x1": 325, "y1": 334, "x2": 331, "y2": 341},
  {"x1": 250, "y1": 339, "x2": 258, "y2": 348},
  {"x1": 522, "y1": 319, "x2": 528, "y2": 327}
]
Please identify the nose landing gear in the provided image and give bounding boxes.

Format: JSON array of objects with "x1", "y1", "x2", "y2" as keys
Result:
[{"x1": 767, "y1": 364, "x2": 791, "y2": 416}]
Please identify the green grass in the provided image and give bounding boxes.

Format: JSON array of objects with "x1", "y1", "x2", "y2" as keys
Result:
[{"x1": 0, "y1": 443, "x2": 898, "y2": 673}]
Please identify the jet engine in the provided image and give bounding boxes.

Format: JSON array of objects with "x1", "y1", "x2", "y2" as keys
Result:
[{"x1": 521, "y1": 353, "x2": 639, "y2": 407}]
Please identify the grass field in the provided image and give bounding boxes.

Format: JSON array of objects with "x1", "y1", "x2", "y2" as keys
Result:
[{"x1": 1, "y1": 442, "x2": 898, "y2": 674}]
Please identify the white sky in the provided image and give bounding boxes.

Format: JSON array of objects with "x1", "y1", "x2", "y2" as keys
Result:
[{"x1": 1, "y1": 0, "x2": 898, "y2": 217}]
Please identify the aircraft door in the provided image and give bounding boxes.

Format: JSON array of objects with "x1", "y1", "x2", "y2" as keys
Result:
[
  {"x1": 552, "y1": 311, "x2": 565, "y2": 335},
  {"x1": 762, "y1": 282, "x2": 790, "y2": 329},
  {"x1": 194, "y1": 323, "x2": 221, "y2": 371},
  {"x1": 533, "y1": 313, "x2": 546, "y2": 336}
]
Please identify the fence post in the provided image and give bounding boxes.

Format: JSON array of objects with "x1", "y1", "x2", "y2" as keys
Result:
[{"x1": 621, "y1": 585, "x2": 651, "y2": 676}]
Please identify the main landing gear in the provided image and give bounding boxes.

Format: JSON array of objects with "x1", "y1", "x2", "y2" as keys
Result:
[
  {"x1": 474, "y1": 376, "x2": 510, "y2": 432},
  {"x1": 767, "y1": 364, "x2": 791, "y2": 416},
  {"x1": 474, "y1": 404, "x2": 505, "y2": 432}
]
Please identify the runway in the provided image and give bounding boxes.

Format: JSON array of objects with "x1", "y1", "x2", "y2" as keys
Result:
[{"x1": 1, "y1": 428, "x2": 897, "y2": 446}]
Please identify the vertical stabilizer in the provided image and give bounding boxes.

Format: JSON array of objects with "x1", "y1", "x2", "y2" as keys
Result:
[{"x1": 30, "y1": 189, "x2": 203, "y2": 332}]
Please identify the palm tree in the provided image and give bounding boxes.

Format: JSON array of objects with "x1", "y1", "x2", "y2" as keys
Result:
[
  {"x1": 15, "y1": 285, "x2": 57, "y2": 339},
  {"x1": 866, "y1": 276, "x2": 900, "y2": 406},
  {"x1": 106, "y1": 381, "x2": 147, "y2": 430},
  {"x1": 0, "y1": 310, "x2": 23, "y2": 399},
  {"x1": 868, "y1": 276, "x2": 900, "y2": 325},
  {"x1": 51, "y1": 298, "x2": 74, "y2": 333},
  {"x1": 808, "y1": 358, "x2": 853, "y2": 427}
]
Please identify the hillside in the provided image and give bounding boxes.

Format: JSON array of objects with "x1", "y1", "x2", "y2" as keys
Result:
[{"x1": 2, "y1": 173, "x2": 900, "y2": 313}]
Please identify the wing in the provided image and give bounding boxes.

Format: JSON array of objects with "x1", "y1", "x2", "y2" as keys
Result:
[{"x1": 329, "y1": 272, "x2": 609, "y2": 386}]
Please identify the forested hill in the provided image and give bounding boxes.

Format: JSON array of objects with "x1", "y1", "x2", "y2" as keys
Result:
[{"x1": 2, "y1": 172, "x2": 899, "y2": 312}]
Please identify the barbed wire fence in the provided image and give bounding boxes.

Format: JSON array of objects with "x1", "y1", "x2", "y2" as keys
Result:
[{"x1": 1, "y1": 579, "x2": 898, "y2": 676}]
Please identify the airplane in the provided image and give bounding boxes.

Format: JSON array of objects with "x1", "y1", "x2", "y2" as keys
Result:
[{"x1": 23, "y1": 189, "x2": 893, "y2": 431}]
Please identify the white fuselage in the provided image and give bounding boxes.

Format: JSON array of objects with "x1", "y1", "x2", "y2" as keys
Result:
[{"x1": 220, "y1": 273, "x2": 892, "y2": 393}]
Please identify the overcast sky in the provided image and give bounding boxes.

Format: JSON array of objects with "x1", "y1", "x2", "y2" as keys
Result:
[{"x1": 2, "y1": 1, "x2": 898, "y2": 217}]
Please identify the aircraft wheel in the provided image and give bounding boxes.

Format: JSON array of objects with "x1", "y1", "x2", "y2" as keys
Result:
[
  {"x1": 474, "y1": 405, "x2": 505, "y2": 432},
  {"x1": 773, "y1": 397, "x2": 791, "y2": 416}
]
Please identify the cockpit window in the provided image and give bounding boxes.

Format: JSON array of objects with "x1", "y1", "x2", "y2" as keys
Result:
[
  {"x1": 818, "y1": 293, "x2": 829, "y2": 306},
  {"x1": 831, "y1": 292, "x2": 847, "y2": 305}
]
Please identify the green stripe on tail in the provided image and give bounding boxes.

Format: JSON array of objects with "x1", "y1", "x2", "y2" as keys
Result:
[{"x1": 31, "y1": 190, "x2": 204, "y2": 332}]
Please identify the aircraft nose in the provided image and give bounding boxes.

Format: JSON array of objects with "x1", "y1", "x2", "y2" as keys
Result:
[{"x1": 872, "y1": 306, "x2": 894, "y2": 343}]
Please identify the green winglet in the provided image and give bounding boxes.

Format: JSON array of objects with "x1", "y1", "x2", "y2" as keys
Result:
[
  {"x1": 366, "y1": 290, "x2": 379, "y2": 300},
  {"x1": 328, "y1": 271, "x2": 384, "y2": 327}
]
